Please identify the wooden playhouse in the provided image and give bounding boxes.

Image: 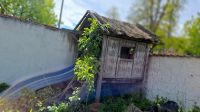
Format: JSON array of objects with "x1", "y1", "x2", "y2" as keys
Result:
[{"x1": 74, "y1": 10, "x2": 159, "y2": 101}]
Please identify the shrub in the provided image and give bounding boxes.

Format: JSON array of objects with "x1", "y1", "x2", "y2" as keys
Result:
[
  {"x1": 0, "y1": 88, "x2": 44, "y2": 111},
  {"x1": 154, "y1": 95, "x2": 168, "y2": 106},
  {"x1": 126, "y1": 93, "x2": 153, "y2": 111},
  {"x1": 0, "y1": 87, "x2": 59, "y2": 112},
  {"x1": 99, "y1": 97, "x2": 127, "y2": 112},
  {"x1": 0, "y1": 82, "x2": 9, "y2": 93},
  {"x1": 187, "y1": 105, "x2": 200, "y2": 112},
  {"x1": 47, "y1": 102, "x2": 69, "y2": 112},
  {"x1": 98, "y1": 93, "x2": 153, "y2": 112}
]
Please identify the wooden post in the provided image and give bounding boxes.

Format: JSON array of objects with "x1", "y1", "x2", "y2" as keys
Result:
[
  {"x1": 95, "y1": 36, "x2": 108, "y2": 102},
  {"x1": 95, "y1": 73, "x2": 103, "y2": 102},
  {"x1": 141, "y1": 45, "x2": 151, "y2": 96}
]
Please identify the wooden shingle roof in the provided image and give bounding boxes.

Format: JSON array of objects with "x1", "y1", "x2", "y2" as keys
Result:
[{"x1": 75, "y1": 10, "x2": 159, "y2": 44}]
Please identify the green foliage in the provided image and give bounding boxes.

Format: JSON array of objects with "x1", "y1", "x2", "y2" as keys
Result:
[
  {"x1": 0, "y1": 82, "x2": 9, "y2": 93},
  {"x1": 2, "y1": 90, "x2": 200, "y2": 112},
  {"x1": 47, "y1": 103, "x2": 68, "y2": 112},
  {"x1": 188, "y1": 105, "x2": 200, "y2": 112},
  {"x1": 78, "y1": 18, "x2": 109, "y2": 58},
  {"x1": 75, "y1": 56, "x2": 98, "y2": 91},
  {"x1": 184, "y1": 13, "x2": 200, "y2": 56},
  {"x1": 46, "y1": 102, "x2": 89, "y2": 112},
  {"x1": 126, "y1": 94, "x2": 153, "y2": 110},
  {"x1": 75, "y1": 18, "x2": 109, "y2": 91},
  {"x1": 127, "y1": 0, "x2": 189, "y2": 55},
  {"x1": 179, "y1": 105, "x2": 200, "y2": 112},
  {"x1": 153, "y1": 37, "x2": 189, "y2": 55},
  {"x1": 99, "y1": 97, "x2": 127, "y2": 112},
  {"x1": 154, "y1": 95, "x2": 168, "y2": 107},
  {"x1": 0, "y1": 88, "x2": 44, "y2": 112},
  {"x1": 70, "y1": 18, "x2": 109, "y2": 109},
  {"x1": 99, "y1": 94, "x2": 153, "y2": 112},
  {"x1": 127, "y1": 0, "x2": 185, "y2": 35},
  {"x1": 0, "y1": 0, "x2": 57, "y2": 25},
  {"x1": 153, "y1": 12, "x2": 200, "y2": 56},
  {"x1": 0, "y1": 87, "x2": 86, "y2": 112},
  {"x1": 68, "y1": 87, "x2": 81, "y2": 102}
]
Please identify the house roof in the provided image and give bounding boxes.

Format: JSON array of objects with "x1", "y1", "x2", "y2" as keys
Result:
[{"x1": 74, "y1": 10, "x2": 159, "y2": 44}]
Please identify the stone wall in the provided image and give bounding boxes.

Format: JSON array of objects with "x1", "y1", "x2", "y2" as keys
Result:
[{"x1": 146, "y1": 55, "x2": 200, "y2": 109}]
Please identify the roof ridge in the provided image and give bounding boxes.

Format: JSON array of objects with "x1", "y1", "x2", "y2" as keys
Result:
[{"x1": 75, "y1": 10, "x2": 160, "y2": 44}]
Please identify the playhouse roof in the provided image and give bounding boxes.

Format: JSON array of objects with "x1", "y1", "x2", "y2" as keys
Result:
[{"x1": 74, "y1": 10, "x2": 159, "y2": 44}]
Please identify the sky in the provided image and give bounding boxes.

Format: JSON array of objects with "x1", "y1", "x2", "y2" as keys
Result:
[{"x1": 54, "y1": 0, "x2": 200, "y2": 34}]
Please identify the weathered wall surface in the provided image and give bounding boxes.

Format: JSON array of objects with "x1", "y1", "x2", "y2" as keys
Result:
[
  {"x1": 101, "y1": 37, "x2": 148, "y2": 79},
  {"x1": 0, "y1": 16, "x2": 77, "y2": 85},
  {"x1": 146, "y1": 56, "x2": 200, "y2": 109}
]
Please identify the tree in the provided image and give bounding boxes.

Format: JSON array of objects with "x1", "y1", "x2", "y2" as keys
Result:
[
  {"x1": 0, "y1": 0, "x2": 57, "y2": 26},
  {"x1": 185, "y1": 13, "x2": 200, "y2": 55},
  {"x1": 153, "y1": 36, "x2": 188, "y2": 55},
  {"x1": 127, "y1": 0, "x2": 185, "y2": 38},
  {"x1": 106, "y1": 6, "x2": 120, "y2": 20}
]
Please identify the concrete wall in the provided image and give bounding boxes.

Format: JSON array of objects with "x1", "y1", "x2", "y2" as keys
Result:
[
  {"x1": 0, "y1": 16, "x2": 77, "y2": 85},
  {"x1": 146, "y1": 56, "x2": 200, "y2": 109}
]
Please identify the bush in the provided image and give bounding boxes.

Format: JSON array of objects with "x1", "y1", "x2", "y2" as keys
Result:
[
  {"x1": 126, "y1": 93, "x2": 153, "y2": 111},
  {"x1": 0, "y1": 88, "x2": 44, "y2": 112},
  {"x1": 153, "y1": 37, "x2": 189, "y2": 55},
  {"x1": 99, "y1": 97, "x2": 127, "y2": 112},
  {"x1": 0, "y1": 87, "x2": 62, "y2": 112},
  {"x1": 0, "y1": 83, "x2": 9, "y2": 93},
  {"x1": 187, "y1": 105, "x2": 200, "y2": 112},
  {"x1": 0, "y1": 87, "x2": 90, "y2": 112},
  {"x1": 47, "y1": 103, "x2": 69, "y2": 112},
  {"x1": 154, "y1": 95, "x2": 168, "y2": 106},
  {"x1": 98, "y1": 93, "x2": 153, "y2": 112}
]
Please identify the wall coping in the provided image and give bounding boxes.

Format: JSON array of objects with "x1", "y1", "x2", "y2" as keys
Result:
[
  {"x1": 0, "y1": 14, "x2": 77, "y2": 33},
  {"x1": 150, "y1": 53, "x2": 200, "y2": 58}
]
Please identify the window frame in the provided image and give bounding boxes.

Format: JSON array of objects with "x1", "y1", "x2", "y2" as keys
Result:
[{"x1": 119, "y1": 46, "x2": 135, "y2": 59}]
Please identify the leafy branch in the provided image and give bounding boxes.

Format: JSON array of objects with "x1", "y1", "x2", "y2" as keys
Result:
[{"x1": 74, "y1": 18, "x2": 109, "y2": 92}]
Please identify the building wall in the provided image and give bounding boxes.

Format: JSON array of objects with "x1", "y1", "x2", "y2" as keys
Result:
[
  {"x1": 146, "y1": 56, "x2": 200, "y2": 109},
  {"x1": 0, "y1": 16, "x2": 77, "y2": 85}
]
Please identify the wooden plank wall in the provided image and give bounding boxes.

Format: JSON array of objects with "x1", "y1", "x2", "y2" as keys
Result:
[
  {"x1": 102, "y1": 37, "x2": 120, "y2": 78},
  {"x1": 116, "y1": 39, "x2": 136, "y2": 78},
  {"x1": 101, "y1": 37, "x2": 149, "y2": 80},
  {"x1": 132, "y1": 43, "x2": 148, "y2": 78}
]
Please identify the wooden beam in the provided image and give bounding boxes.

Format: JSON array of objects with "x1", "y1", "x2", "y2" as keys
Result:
[
  {"x1": 102, "y1": 78, "x2": 142, "y2": 84},
  {"x1": 74, "y1": 11, "x2": 89, "y2": 30},
  {"x1": 95, "y1": 37, "x2": 108, "y2": 102},
  {"x1": 141, "y1": 44, "x2": 151, "y2": 96},
  {"x1": 95, "y1": 73, "x2": 103, "y2": 102}
]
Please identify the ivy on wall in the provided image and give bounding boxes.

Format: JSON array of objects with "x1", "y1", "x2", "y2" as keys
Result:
[{"x1": 74, "y1": 18, "x2": 109, "y2": 91}]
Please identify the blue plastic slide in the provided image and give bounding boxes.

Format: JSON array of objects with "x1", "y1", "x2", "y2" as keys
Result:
[{"x1": 1, "y1": 64, "x2": 74, "y2": 98}]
